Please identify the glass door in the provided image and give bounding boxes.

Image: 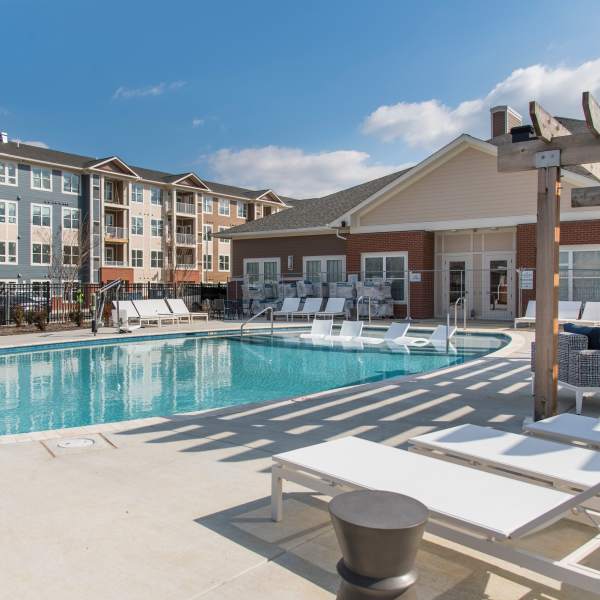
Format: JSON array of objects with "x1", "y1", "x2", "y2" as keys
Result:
[
  {"x1": 482, "y1": 254, "x2": 514, "y2": 320},
  {"x1": 442, "y1": 255, "x2": 472, "y2": 316}
]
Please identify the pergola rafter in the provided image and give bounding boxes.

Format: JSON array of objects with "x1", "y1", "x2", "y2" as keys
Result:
[{"x1": 497, "y1": 91, "x2": 600, "y2": 420}]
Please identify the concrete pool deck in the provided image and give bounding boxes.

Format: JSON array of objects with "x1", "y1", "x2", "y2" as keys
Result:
[{"x1": 1, "y1": 321, "x2": 599, "y2": 599}]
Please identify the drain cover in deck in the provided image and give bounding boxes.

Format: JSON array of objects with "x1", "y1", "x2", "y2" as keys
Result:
[{"x1": 57, "y1": 438, "x2": 95, "y2": 449}]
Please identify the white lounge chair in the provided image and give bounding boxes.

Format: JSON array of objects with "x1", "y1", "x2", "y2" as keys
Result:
[
  {"x1": 271, "y1": 436, "x2": 600, "y2": 594},
  {"x1": 324, "y1": 320, "x2": 363, "y2": 342},
  {"x1": 524, "y1": 413, "x2": 600, "y2": 449},
  {"x1": 315, "y1": 297, "x2": 346, "y2": 319},
  {"x1": 273, "y1": 298, "x2": 301, "y2": 321},
  {"x1": 409, "y1": 423, "x2": 600, "y2": 493},
  {"x1": 514, "y1": 300, "x2": 536, "y2": 328},
  {"x1": 166, "y1": 298, "x2": 209, "y2": 322},
  {"x1": 411, "y1": 325, "x2": 457, "y2": 347},
  {"x1": 111, "y1": 300, "x2": 142, "y2": 332},
  {"x1": 299, "y1": 319, "x2": 333, "y2": 339},
  {"x1": 292, "y1": 297, "x2": 323, "y2": 321},
  {"x1": 577, "y1": 301, "x2": 600, "y2": 326},
  {"x1": 150, "y1": 299, "x2": 190, "y2": 324},
  {"x1": 558, "y1": 300, "x2": 583, "y2": 324},
  {"x1": 132, "y1": 300, "x2": 177, "y2": 327},
  {"x1": 361, "y1": 322, "x2": 411, "y2": 345}
]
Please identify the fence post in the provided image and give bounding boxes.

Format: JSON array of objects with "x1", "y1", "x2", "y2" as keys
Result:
[{"x1": 406, "y1": 271, "x2": 412, "y2": 320}]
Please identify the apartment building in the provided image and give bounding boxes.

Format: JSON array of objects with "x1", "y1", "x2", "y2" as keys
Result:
[{"x1": 0, "y1": 134, "x2": 286, "y2": 285}]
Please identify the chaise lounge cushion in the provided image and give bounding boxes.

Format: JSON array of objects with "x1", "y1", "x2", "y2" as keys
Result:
[{"x1": 563, "y1": 323, "x2": 600, "y2": 350}]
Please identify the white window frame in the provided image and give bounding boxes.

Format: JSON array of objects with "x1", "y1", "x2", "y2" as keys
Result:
[
  {"x1": 0, "y1": 241, "x2": 17, "y2": 264},
  {"x1": 62, "y1": 207, "x2": 80, "y2": 229},
  {"x1": 218, "y1": 198, "x2": 230, "y2": 216},
  {"x1": 203, "y1": 254, "x2": 213, "y2": 271},
  {"x1": 151, "y1": 218, "x2": 163, "y2": 237},
  {"x1": 31, "y1": 166, "x2": 53, "y2": 191},
  {"x1": 150, "y1": 187, "x2": 163, "y2": 206},
  {"x1": 302, "y1": 255, "x2": 347, "y2": 282},
  {"x1": 0, "y1": 200, "x2": 17, "y2": 224},
  {"x1": 243, "y1": 257, "x2": 281, "y2": 282},
  {"x1": 218, "y1": 226, "x2": 230, "y2": 243},
  {"x1": 62, "y1": 172, "x2": 80, "y2": 195},
  {"x1": 559, "y1": 244, "x2": 600, "y2": 301},
  {"x1": 203, "y1": 223, "x2": 213, "y2": 241},
  {"x1": 132, "y1": 183, "x2": 144, "y2": 203},
  {"x1": 360, "y1": 251, "x2": 409, "y2": 303},
  {"x1": 237, "y1": 201, "x2": 247, "y2": 219},
  {"x1": 131, "y1": 248, "x2": 144, "y2": 267},
  {"x1": 31, "y1": 242, "x2": 51, "y2": 266},
  {"x1": 0, "y1": 160, "x2": 18, "y2": 186},
  {"x1": 203, "y1": 196, "x2": 213, "y2": 214},
  {"x1": 131, "y1": 216, "x2": 144, "y2": 236},
  {"x1": 151, "y1": 250, "x2": 164, "y2": 268},
  {"x1": 31, "y1": 203, "x2": 52, "y2": 228},
  {"x1": 218, "y1": 254, "x2": 230, "y2": 272},
  {"x1": 62, "y1": 244, "x2": 80, "y2": 266}
]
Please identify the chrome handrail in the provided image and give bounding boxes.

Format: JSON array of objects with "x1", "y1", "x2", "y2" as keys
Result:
[
  {"x1": 453, "y1": 296, "x2": 467, "y2": 330},
  {"x1": 356, "y1": 296, "x2": 372, "y2": 322},
  {"x1": 240, "y1": 306, "x2": 274, "y2": 338}
]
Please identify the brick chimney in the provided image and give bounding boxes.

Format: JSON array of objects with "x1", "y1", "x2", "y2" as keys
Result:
[{"x1": 490, "y1": 106, "x2": 522, "y2": 138}]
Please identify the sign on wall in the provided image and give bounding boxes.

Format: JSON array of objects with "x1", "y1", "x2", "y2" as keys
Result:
[
  {"x1": 409, "y1": 272, "x2": 422, "y2": 283},
  {"x1": 520, "y1": 270, "x2": 534, "y2": 290}
]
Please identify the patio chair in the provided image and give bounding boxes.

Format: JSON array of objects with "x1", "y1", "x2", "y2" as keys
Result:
[
  {"x1": 324, "y1": 320, "x2": 363, "y2": 342},
  {"x1": 315, "y1": 297, "x2": 347, "y2": 319},
  {"x1": 410, "y1": 325, "x2": 457, "y2": 347},
  {"x1": 271, "y1": 436, "x2": 600, "y2": 595},
  {"x1": 273, "y1": 297, "x2": 301, "y2": 321},
  {"x1": 361, "y1": 322, "x2": 411, "y2": 345},
  {"x1": 523, "y1": 413, "x2": 600, "y2": 449},
  {"x1": 166, "y1": 298, "x2": 209, "y2": 322},
  {"x1": 132, "y1": 300, "x2": 177, "y2": 327},
  {"x1": 514, "y1": 300, "x2": 536, "y2": 328},
  {"x1": 150, "y1": 299, "x2": 190, "y2": 324},
  {"x1": 299, "y1": 319, "x2": 333, "y2": 339},
  {"x1": 291, "y1": 297, "x2": 323, "y2": 321},
  {"x1": 577, "y1": 301, "x2": 600, "y2": 326},
  {"x1": 558, "y1": 301, "x2": 583, "y2": 324}
]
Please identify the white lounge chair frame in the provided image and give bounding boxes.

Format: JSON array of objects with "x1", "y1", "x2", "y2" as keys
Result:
[
  {"x1": 149, "y1": 299, "x2": 190, "y2": 324},
  {"x1": 577, "y1": 301, "x2": 600, "y2": 326},
  {"x1": 361, "y1": 322, "x2": 411, "y2": 345},
  {"x1": 299, "y1": 319, "x2": 333, "y2": 339},
  {"x1": 324, "y1": 320, "x2": 363, "y2": 342},
  {"x1": 315, "y1": 297, "x2": 347, "y2": 319},
  {"x1": 514, "y1": 300, "x2": 536, "y2": 328},
  {"x1": 531, "y1": 371, "x2": 599, "y2": 415},
  {"x1": 558, "y1": 300, "x2": 583, "y2": 324},
  {"x1": 271, "y1": 437, "x2": 600, "y2": 594},
  {"x1": 524, "y1": 413, "x2": 600, "y2": 449},
  {"x1": 132, "y1": 300, "x2": 177, "y2": 327},
  {"x1": 273, "y1": 298, "x2": 301, "y2": 321},
  {"x1": 166, "y1": 298, "x2": 209, "y2": 322},
  {"x1": 291, "y1": 297, "x2": 323, "y2": 321}
]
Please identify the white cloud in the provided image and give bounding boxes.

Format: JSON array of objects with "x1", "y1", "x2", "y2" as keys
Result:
[
  {"x1": 192, "y1": 117, "x2": 205, "y2": 128},
  {"x1": 207, "y1": 146, "x2": 412, "y2": 198},
  {"x1": 363, "y1": 58, "x2": 600, "y2": 148},
  {"x1": 112, "y1": 81, "x2": 186, "y2": 100}
]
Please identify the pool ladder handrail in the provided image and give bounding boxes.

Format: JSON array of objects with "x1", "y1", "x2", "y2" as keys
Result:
[
  {"x1": 356, "y1": 296, "x2": 372, "y2": 322},
  {"x1": 454, "y1": 296, "x2": 467, "y2": 331},
  {"x1": 240, "y1": 306, "x2": 274, "y2": 338}
]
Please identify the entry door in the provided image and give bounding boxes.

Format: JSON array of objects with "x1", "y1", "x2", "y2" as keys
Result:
[
  {"x1": 482, "y1": 254, "x2": 514, "y2": 320},
  {"x1": 442, "y1": 255, "x2": 472, "y2": 316}
]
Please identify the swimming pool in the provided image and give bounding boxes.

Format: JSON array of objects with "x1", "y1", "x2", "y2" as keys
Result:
[{"x1": 0, "y1": 329, "x2": 508, "y2": 436}]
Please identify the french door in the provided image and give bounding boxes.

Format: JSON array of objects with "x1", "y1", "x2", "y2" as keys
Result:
[
  {"x1": 482, "y1": 253, "x2": 514, "y2": 320},
  {"x1": 442, "y1": 255, "x2": 472, "y2": 316}
]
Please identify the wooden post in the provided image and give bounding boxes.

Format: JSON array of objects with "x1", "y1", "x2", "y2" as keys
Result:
[{"x1": 534, "y1": 166, "x2": 561, "y2": 420}]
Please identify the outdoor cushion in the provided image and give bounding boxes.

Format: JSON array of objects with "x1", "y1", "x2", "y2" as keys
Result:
[{"x1": 564, "y1": 323, "x2": 600, "y2": 350}]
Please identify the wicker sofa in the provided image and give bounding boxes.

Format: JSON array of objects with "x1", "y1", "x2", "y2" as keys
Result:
[{"x1": 531, "y1": 332, "x2": 600, "y2": 414}]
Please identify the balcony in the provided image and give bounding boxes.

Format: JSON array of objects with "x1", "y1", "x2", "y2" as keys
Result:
[
  {"x1": 176, "y1": 233, "x2": 195, "y2": 246},
  {"x1": 176, "y1": 202, "x2": 195, "y2": 215},
  {"x1": 104, "y1": 226, "x2": 128, "y2": 240},
  {"x1": 104, "y1": 260, "x2": 128, "y2": 267},
  {"x1": 175, "y1": 260, "x2": 197, "y2": 269}
]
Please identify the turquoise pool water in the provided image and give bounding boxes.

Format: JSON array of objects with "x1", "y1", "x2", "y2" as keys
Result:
[{"x1": 0, "y1": 330, "x2": 508, "y2": 435}]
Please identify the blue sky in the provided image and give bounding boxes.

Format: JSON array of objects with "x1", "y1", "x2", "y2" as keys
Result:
[{"x1": 2, "y1": 0, "x2": 600, "y2": 197}]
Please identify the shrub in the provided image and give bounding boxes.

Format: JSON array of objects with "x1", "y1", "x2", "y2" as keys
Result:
[
  {"x1": 69, "y1": 308, "x2": 83, "y2": 327},
  {"x1": 25, "y1": 310, "x2": 35, "y2": 325},
  {"x1": 12, "y1": 304, "x2": 25, "y2": 327},
  {"x1": 31, "y1": 310, "x2": 48, "y2": 331}
]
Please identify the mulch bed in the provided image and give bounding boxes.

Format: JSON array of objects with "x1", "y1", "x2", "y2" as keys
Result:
[{"x1": 0, "y1": 323, "x2": 85, "y2": 336}]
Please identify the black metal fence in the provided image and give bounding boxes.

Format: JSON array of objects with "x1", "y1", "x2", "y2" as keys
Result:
[{"x1": 0, "y1": 282, "x2": 227, "y2": 326}]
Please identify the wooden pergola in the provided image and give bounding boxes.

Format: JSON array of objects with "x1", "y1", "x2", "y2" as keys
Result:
[{"x1": 497, "y1": 91, "x2": 600, "y2": 421}]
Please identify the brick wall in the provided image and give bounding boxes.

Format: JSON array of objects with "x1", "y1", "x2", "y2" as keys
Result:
[
  {"x1": 99, "y1": 267, "x2": 134, "y2": 284},
  {"x1": 346, "y1": 231, "x2": 435, "y2": 318}
]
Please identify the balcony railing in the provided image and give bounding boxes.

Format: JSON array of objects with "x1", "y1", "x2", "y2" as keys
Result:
[
  {"x1": 176, "y1": 233, "x2": 195, "y2": 245},
  {"x1": 175, "y1": 261, "x2": 197, "y2": 269},
  {"x1": 104, "y1": 226, "x2": 128, "y2": 239},
  {"x1": 104, "y1": 196, "x2": 128, "y2": 207},
  {"x1": 104, "y1": 260, "x2": 127, "y2": 267},
  {"x1": 176, "y1": 202, "x2": 195, "y2": 215}
]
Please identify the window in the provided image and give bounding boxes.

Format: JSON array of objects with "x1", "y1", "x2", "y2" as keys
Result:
[
  {"x1": 203, "y1": 224, "x2": 213, "y2": 241},
  {"x1": 104, "y1": 180, "x2": 114, "y2": 202},
  {"x1": 63, "y1": 172, "x2": 80, "y2": 194},
  {"x1": 303, "y1": 255, "x2": 346, "y2": 284},
  {"x1": 203, "y1": 196, "x2": 213, "y2": 213},
  {"x1": 559, "y1": 246, "x2": 600, "y2": 302},
  {"x1": 218, "y1": 198, "x2": 229, "y2": 216},
  {"x1": 151, "y1": 218, "x2": 163, "y2": 237},
  {"x1": 92, "y1": 175, "x2": 100, "y2": 200},
  {"x1": 0, "y1": 160, "x2": 17, "y2": 185},
  {"x1": 203, "y1": 254, "x2": 212, "y2": 271},
  {"x1": 32, "y1": 243, "x2": 51, "y2": 265},
  {"x1": 151, "y1": 187, "x2": 163, "y2": 206},
  {"x1": 218, "y1": 226, "x2": 230, "y2": 243},
  {"x1": 31, "y1": 166, "x2": 52, "y2": 191},
  {"x1": 0, "y1": 201, "x2": 17, "y2": 224},
  {"x1": 63, "y1": 245, "x2": 80, "y2": 265},
  {"x1": 218, "y1": 255, "x2": 230, "y2": 271},
  {"x1": 244, "y1": 258, "x2": 280, "y2": 283},
  {"x1": 63, "y1": 207, "x2": 80, "y2": 229},
  {"x1": 361, "y1": 252, "x2": 407, "y2": 302},
  {"x1": 131, "y1": 216, "x2": 143, "y2": 235},
  {"x1": 151, "y1": 250, "x2": 163, "y2": 268},
  {"x1": 132, "y1": 184, "x2": 144, "y2": 203},
  {"x1": 0, "y1": 242, "x2": 17, "y2": 264},
  {"x1": 32, "y1": 204, "x2": 51, "y2": 227},
  {"x1": 132, "y1": 249, "x2": 143, "y2": 267},
  {"x1": 237, "y1": 201, "x2": 247, "y2": 218}
]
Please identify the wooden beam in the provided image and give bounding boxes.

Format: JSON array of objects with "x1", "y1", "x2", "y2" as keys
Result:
[
  {"x1": 572, "y1": 185, "x2": 600, "y2": 207},
  {"x1": 498, "y1": 131, "x2": 600, "y2": 172},
  {"x1": 583, "y1": 91, "x2": 600, "y2": 137},
  {"x1": 529, "y1": 101, "x2": 571, "y2": 142},
  {"x1": 534, "y1": 166, "x2": 561, "y2": 421}
]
